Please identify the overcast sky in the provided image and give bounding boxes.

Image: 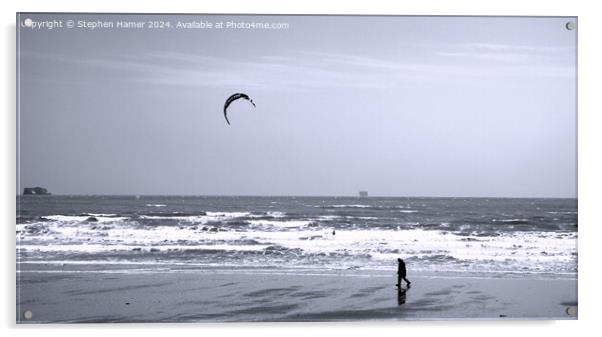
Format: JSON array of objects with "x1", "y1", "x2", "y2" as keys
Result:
[{"x1": 17, "y1": 14, "x2": 577, "y2": 197}]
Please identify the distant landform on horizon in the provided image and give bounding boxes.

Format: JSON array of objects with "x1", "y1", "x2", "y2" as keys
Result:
[{"x1": 22, "y1": 187, "x2": 51, "y2": 195}]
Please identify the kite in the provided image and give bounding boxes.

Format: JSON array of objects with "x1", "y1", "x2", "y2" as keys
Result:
[{"x1": 223, "y1": 93, "x2": 255, "y2": 125}]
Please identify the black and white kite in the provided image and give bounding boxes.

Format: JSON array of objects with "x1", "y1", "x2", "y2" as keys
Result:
[{"x1": 223, "y1": 93, "x2": 255, "y2": 125}]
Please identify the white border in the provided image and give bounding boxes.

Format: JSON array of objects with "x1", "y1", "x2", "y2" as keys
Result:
[{"x1": 2, "y1": 0, "x2": 601, "y2": 336}]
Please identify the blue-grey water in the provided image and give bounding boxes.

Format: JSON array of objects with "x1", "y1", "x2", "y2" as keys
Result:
[{"x1": 16, "y1": 196, "x2": 577, "y2": 276}]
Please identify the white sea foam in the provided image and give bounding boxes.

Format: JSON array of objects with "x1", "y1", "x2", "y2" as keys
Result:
[
  {"x1": 248, "y1": 219, "x2": 314, "y2": 228},
  {"x1": 139, "y1": 211, "x2": 251, "y2": 224},
  {"x1": 17, "y1": 243, "x2": 272, "y2": 253},
  {"x1": 493, "y1": 219, "x2": 529, "y2": 223},
  {"x1": 267, "y1": 211, "x2": 286, "y2": 218},
  {"x1": 205, "y1": 211, "x2": 251, "y2": 218},
  {"x1": 17, "y1": 210, "x2": 577, "y2": 274},
  {"x1": 317, "y1": 215, "x2": 342, "y2": 220}
]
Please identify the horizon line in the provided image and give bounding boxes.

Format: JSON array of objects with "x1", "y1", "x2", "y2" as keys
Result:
[{"x1": 16, "y1": 193, "x2": 578, "y2": 199}]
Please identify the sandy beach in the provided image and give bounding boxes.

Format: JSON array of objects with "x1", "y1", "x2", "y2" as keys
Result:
[{"x1": 16, "y1": 266, "x2": 577, "y2": 323}]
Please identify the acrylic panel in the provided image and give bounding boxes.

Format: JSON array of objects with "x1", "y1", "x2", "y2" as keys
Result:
[{"x1": 16, "y1": 13, "x2": 577, "y2": 323}]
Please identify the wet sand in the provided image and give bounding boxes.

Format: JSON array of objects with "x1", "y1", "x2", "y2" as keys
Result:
[{"x1": 16, "y1": 268, "x2": 577, "y2": 323}]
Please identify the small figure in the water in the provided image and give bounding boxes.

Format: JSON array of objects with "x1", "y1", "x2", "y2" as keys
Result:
[
  {"x1": 332, "y1": 230, "x2": 336, "y2": 236},
  {"x1": 396, "y1": 258, "x2": 411, "y2": 288}
]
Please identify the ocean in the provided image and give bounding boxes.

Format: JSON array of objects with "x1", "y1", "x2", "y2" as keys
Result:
[{"x1": 16, "y1": 196, "x2": 578, "y2": 278}]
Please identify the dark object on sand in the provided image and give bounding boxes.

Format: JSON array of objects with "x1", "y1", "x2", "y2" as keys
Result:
[
  {"x1": 23, "y1": 187, "x2": 51, "y2": 195},
  {"x1": 396, "y1": 258, "x2": 412, "y2": 287},
  {"x1": 397, "y1": 287, "x2": 408, "y2": 305},
  {"x1": 223, "y1": 93, "x2": 255, "y2": 125}
]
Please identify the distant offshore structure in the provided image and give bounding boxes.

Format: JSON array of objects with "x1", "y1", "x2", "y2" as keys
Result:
[
  {"x1": 359, "y1": 191, "x2": 368, "y2": 199},
  {"x1": 23, "y1": 187, "x2": 51, "y2": 195}
]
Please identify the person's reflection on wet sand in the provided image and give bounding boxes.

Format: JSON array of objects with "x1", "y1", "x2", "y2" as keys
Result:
[{"x1": 397, "y1": 287, "x2": 408, "y2": 305}]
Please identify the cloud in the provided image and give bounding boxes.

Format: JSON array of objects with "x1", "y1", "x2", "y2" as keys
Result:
[
  {"x1": 21, "y1": 42, "x2": 575, "y2": 92},
  {"x1": 436, "y1": 42, "x2": 574, "y2": 63}
]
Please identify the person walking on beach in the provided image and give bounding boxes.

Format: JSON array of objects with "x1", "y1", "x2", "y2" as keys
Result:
[{"x1": 396, "y1": 258, "x2": 411, "y2": 288}]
